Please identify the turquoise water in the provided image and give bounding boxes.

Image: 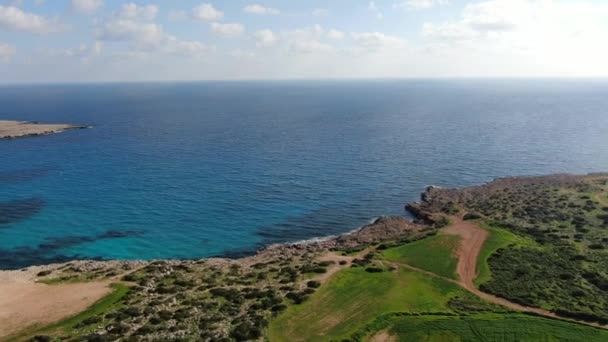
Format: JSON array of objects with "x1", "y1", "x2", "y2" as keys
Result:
[{"x1": 1, "y1": 80, "x2": 608, "y2": 269}]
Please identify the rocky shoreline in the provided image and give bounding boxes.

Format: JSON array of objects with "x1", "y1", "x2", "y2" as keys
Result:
[
  {"x1": 0, "y1": 120, "x2": 88, "y2": 140},
  {"x1": 6, "y1": 172, "x2": 606, "y2": 275},
  {"x1": 4, "y1": 172, "x2": 607, "y2": 340},
  {"x1": 3, "y1": 215, "x2": 424, "y2": 275}
]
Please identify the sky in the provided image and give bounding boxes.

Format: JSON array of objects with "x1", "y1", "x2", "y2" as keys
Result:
[{"x1": 1, "y1": 0, "x2": 608, "y2": 83}]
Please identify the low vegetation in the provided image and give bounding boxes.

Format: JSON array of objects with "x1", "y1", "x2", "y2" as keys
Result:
[{"x1": 416, "y1": 173, "x2": 608, "y2": 324}]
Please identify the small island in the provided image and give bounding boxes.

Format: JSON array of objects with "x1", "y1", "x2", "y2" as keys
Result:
[{"x1": 0, "y1": 120, "x2": 87, "y2": 140}]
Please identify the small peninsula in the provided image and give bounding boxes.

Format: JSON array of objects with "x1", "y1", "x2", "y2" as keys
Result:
[{"x1": 0, "y1": 120, "x2": 86, "y2": 140}]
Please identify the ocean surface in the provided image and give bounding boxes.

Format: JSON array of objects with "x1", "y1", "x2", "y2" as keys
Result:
[{"x1": 1, "y1": 80, "x2": 608, "y2": 269}]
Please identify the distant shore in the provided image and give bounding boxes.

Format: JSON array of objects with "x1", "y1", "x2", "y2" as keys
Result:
[{"x1": 0, "y1": 120, "x2": 87, "y2": 140}]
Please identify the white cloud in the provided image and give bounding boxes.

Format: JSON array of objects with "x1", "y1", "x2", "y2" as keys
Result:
[
  {"x1": 327, "y1": 29, "x2": 344, "y2": 40},
  {"x1": 254, "y1": 29, "x2": 277, "y2": 47},
  {"x1": 71, "y1": 0, "x2": 103, "y2": 14},
  {"x1": 312, "y1": 8, "x2": 329, "y2": 17},
  {"x1": 210, "y1": 22, "x2": 244, "y2": 37},
  {"x1": 98, "y1": 20, "x2": 164, "y2": 45},
  {"x1": 351, "y1": 32, "x2": 406, "y2": 50},
  {"x1": 393, "y1": 0, "x2": 448, "y2": 10},
  {"x1": 420, "y1": 0, "x2": 608, "y2": 76},
  {"x1": 243, "y1": 4, "x2": 280, "y2": 15},
  {"x1": 0, "y1": 5, "x2": 62, "y2": 34},
  {"x1": 0, "y1": 42, "x2": 15, "y2": 62},
  {"x1": 368, "y1": 1, "x2": 383, "y2": 20},
  {"x1": 47, "y1": 41, "x2": 102, "y2": 62},
  {"x1": 168, "y1": 10, "x2": 187, "y2": 22},
  {"x1": 97, "y1": 19, "x2": 209, "y2": 57},
  {"x1": 192, "y1": 3, "x2": 223, "y2": 22},
  {"x1": 279, "y1": 25, "x2": 333, "y2": 54},
  {"x1": 118, "y1": 3, "x2": 158, "y2": 21}
]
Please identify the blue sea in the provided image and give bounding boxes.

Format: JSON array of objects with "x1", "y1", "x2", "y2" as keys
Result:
[{"x1": 1, "y1": 80, "x2": 608, "y2": 269}]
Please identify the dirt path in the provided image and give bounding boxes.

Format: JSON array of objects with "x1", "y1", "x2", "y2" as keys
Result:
[
  {"x1": 396, "y1": 216, "x2": 608, "y2": 330},
  {"x1": 442, "y1": 217, "x2": 488, "y2": 289},
  {"x1": 0, "y1": 269, "x2": 111, "y2": 339}
]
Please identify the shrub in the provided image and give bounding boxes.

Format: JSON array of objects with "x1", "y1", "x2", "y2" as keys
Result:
[
  {"x1": 365, "y1": 267, "x2": 384, "y2": 273},
  {"x1": 230, "y1": 321, "x2": 262, "y2": 341},
  {"x1": 36, "y1": 270, "x2": 52, "y2": 277},
  {"x1": 121, "y1": 306, "x2": 142, "y2": 317},
  {"x1": 271, "y1": 304, "x2": 287, "y2": 313},
  {"x1": 434, "y1": 216, "x2": 450, "y2": 228},
  {"x1": 463, "y1": 212, "x2": 482, "y2": 220},
  {"x1": 307, "y1": 280, "x2": 321, "y2": 288}
]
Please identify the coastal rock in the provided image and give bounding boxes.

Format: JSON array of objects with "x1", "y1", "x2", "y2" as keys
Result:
[{"x1": 0, "y1": 120, "x2": 88, "y2": 140}]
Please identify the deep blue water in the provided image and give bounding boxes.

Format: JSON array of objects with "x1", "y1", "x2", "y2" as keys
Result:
[{"x1": 1, "y1": 80, "x2": 608, "y2": 269}]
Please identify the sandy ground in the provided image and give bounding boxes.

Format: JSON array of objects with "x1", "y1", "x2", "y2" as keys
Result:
[
  {"x1": 0, "y1": 120, "x2": 84, "y2": 139},
  {"x1": 369, "y1": 330, "x2": 397, "y2": 342},
  {"x1": 0, "y1": 267, "x2": 111, "y2": 339}
]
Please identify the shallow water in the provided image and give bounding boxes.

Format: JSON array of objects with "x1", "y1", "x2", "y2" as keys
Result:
[{"x1": 1, "y1": 80, "x2": 607, "y2": 269}]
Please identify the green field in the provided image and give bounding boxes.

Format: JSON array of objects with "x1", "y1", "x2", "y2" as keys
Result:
[
  {"x1": 474, "y1": 224, "x2": 535, "y2": 286},
  {"x1": 268, "y1": 267, "x2": 463, "y2": 341},
  {"x1": 364, "y1": 314, "x2": 608, "y2": 342},
  {"x1": 383, "y1": 234, "x2": 460, "y2": 279}
]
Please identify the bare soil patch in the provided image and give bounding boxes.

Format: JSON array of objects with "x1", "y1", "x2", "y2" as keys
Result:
[
  {"x1": 442, "y1": 217, "x2": 489, "y2": 289},
  {"x1": 0, "y1": 268, "x2": 110, "y2": 338},
  {"x1": 369, "y1": 330, "x2": 397, "y2": 342}
]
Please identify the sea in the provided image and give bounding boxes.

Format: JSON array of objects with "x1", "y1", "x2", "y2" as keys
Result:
[{"x1": 1, "y1": 79, "x2": 607, "y2": 269}]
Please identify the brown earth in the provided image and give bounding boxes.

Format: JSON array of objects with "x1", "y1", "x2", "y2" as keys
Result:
[
  {"x1": 0, "y1": 268, "x2": 111, "y2": 339},
  {"x1": 368, "y1": 330, "x2": 397, "y2": 342}
]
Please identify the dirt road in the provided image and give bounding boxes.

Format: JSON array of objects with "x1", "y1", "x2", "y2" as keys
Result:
[{"x1": 438, "y1": 217, "x2": 606, "y2": 328}]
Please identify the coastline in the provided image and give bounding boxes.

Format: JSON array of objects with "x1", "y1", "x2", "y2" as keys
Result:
[
  {"x1": 4, "y1": 171, "x2": 606, "y2": 273},
  {"x1": 0, "y1": 120, "x2": 88, "y2": 140},
  {"x1": 3, "y1": 172, "x2": 608, "y2": 340}
]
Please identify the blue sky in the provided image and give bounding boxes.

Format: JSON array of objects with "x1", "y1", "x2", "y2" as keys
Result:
[{"x1": 1, "y1": 0, "x2": 608, "y2": 83}]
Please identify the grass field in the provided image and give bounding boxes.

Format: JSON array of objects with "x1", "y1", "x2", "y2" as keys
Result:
[
  {"x1": 365, "y1": 314, "x2": 608, "y2": 342},
  {"x1": 382, "y1": 234, "x2": 460, "y2": 279},
  {"x1": 474, "y1": 223, "x2": 534, "y2": 286},
  {"x1": 8, "y1": 283, "x2": 130, "y2": 342},
  {"x1": 268, "y1": 267, "x2": 463, "y2": 341}
]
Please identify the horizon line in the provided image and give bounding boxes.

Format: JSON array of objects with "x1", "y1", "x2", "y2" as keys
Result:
[{"x1": 2, "y1": 76, "x2": 608, "y2": 87}]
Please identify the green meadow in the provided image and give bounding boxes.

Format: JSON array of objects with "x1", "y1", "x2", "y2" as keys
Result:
[
  {"x1": 365, "y1": 314, "x2": 608, "y2": 342},
  {"x1": 268, "y1": 266, "x2": 463, "y2": 341},
  {"x1": 382, "y1": 233, "x2": 460, "y2": 279}
]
